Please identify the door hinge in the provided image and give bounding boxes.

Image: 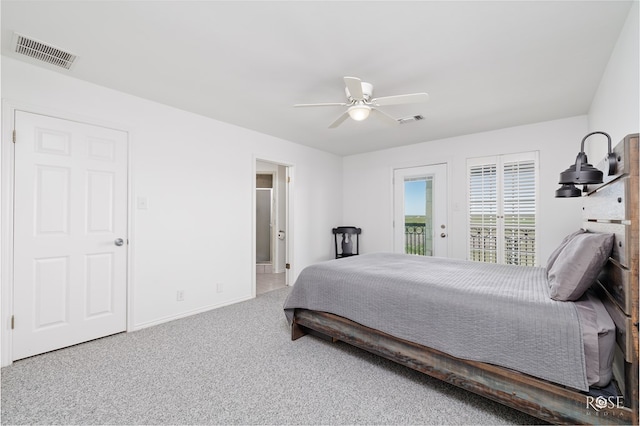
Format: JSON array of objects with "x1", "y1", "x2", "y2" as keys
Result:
[
  {"x1": 287, "y1": 177, "x2": 291, "y2": 183},
  {"x1": 12, "y1": 130, "x2": 16, "y2": 143},
  {"x1": 11, "y1": 315, "x2": 14, "y2": 330},
  {"x1": 285, "y1": 263, "x2": 291, "y2": 270}
]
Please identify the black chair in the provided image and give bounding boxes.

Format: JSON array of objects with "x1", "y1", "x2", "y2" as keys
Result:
[{"x1": 332, "y1": 226, "x2": 361, "y2": 259}]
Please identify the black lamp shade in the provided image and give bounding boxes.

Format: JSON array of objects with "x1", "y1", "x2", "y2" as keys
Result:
[
  {"x1": 555, "y1": 131, "x2": 616, "y2": 199},
  {"x1": 555, "y1": 183, "x2": 582, "y2": 198},
  {"x1": 558, "y1": 159, "x2": 603, "y2": 184}
]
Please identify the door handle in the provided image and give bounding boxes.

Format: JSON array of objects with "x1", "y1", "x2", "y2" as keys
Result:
[
  {"x1": 115, "y1": 238, "x2": 125, "y2": 246},
  {"x1": 440, "y1": 233, "x2": 447, "y2": 238}
]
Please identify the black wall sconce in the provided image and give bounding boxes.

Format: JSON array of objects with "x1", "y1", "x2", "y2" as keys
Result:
[{"x1": 555, "y1": 131, "x2": 617, "y2": 197}]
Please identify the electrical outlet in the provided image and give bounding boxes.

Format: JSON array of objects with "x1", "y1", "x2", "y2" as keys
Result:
[
  {"x1": 216, "y1": 283, "x2": 223, "y2": 294},
  {"x1": 176, "y1": 290, "x2": 184, "y2": 301},
  {"x1": 137, "y1": 196, "x2": 148, "y2": 210}
]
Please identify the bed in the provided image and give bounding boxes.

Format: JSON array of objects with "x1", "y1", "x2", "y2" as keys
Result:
[{"x1": 284, "y1": 134, "x2": 639, "y2": 425}]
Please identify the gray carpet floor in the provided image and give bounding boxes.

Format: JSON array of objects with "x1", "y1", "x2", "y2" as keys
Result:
[{"x1": 1, "y1": 287, "x2": 543, "y2": 425}]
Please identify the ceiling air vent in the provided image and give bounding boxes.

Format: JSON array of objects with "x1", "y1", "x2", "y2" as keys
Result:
[
  {"x1": 12, "y1": 33, "x2": 77, "y2": 70},
  {"x1": 398, "y1": 115, "x2": 425, "y2": 125}
]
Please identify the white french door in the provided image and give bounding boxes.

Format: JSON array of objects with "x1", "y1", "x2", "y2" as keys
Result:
[
  {"x1": 12, "y1": 111, "x2": 128, "y2": 360},
  {"x1": 393, "y1": 164, "x2": 448, "y2": 257},
  {"x1": 467, "y1": 152, "x2": 538, "y2": 266}
]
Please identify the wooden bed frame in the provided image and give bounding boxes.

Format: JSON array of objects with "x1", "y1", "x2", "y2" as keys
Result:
[{"x1": 291, "y1": 134, "x2": 639, "y2": 425}]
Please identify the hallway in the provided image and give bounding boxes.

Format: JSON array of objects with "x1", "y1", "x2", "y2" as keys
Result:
[{"x1": 256, "y1": 272, "x2": 286, "y2": 295}]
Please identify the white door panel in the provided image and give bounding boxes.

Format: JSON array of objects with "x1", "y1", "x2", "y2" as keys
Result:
[
  {"x1": 393, "y1": 164, "x2": 448, "y2": 257},
  {"x1": 13, "y1": 111, "x2": 128, "y2": 360}
]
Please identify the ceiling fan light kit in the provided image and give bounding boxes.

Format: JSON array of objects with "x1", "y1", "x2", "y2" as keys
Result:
[
  {"x1": 347, "y1": 104, "x2": 371, "y2": 121},
  {"x1": 294, "y1": 76, "x2": 429, "y2": 128}
]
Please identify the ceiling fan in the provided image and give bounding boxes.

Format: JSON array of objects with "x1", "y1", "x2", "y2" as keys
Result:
[{"x1": 294, "y1": 76, "x2": 429, "y2": 128}]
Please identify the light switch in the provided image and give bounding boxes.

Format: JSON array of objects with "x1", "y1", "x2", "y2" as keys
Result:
[{"x1": 137, "y1": 196, "x2": 148, "y2": 210}]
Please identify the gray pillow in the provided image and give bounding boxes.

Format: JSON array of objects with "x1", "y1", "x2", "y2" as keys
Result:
[
  {"x1": 548, "y1": 232, "x2": 614, "y2": 301},
  {"x1": 545, "y1": 229, "x2": 586, "y2": 273}
]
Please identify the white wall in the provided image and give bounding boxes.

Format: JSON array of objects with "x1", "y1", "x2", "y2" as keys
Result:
[
  {"x1": 342, "y1": 3, "x2": 639, "y2": 264},
  {"x1": 1, "y1": 57, "x2": 342, "y2": 336},
  {"x1": 342, "y1": 116, "x2": 588, "y2": 265},
  {"x1": 588, "y1": 1, "x2": 639, "y2": 159}
]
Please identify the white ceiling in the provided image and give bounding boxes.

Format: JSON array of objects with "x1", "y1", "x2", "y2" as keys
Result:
[{"x1": 1, "y1": 1, "x2": 633, "y2": 156}]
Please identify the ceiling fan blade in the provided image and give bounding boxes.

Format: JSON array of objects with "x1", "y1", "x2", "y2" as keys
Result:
[
  {"x1": 371, "y1": 93, "x2": 429, "y2": 106},
  {"x1": 294, "y1": 102, "x2": 347, "y2": 107},
  {"x1": 371, "y1": 108, "x2": 399, "y2": 126},
  {"x1": 344, "y1": 76, "x2": 364, "y2": 100},
  {"x1": 328, "y1": 111, "x2": 350, "y2": 128}
]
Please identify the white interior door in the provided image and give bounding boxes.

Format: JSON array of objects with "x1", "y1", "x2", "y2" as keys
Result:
[
  {"x1": 12, "y1": 111, "x2": 128, "y2": 360},
  {"x1": 393, "y1": 164, "x2": 448, "y2": 257}
]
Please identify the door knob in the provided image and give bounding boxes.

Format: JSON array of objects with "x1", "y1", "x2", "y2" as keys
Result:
[{"x1": 115, "y1": 238, "x2": 125, "y2": 246}]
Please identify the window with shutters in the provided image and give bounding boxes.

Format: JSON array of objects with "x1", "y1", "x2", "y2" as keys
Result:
[{"x1": 467, "y1": 152, "x2": 538, "y2": 266}]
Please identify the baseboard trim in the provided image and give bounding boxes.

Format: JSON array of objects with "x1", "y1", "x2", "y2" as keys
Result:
[{"x1": 131, "y1": 295, "x2": 254, "y2": 331}]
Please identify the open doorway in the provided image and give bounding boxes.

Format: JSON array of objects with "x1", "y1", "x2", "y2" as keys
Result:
[{"x1": 255, "y1": 160, "x2": 290, "y2": 295}]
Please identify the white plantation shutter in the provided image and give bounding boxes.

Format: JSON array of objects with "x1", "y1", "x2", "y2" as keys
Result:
[
  {"x1": 468, "y1": 164, "x2": 498, "y2": 263},
  {"x1": 467, "y1": 152, "x2": 538, "y2": 266},
  {"x1": 502, "y1": 158, "x2": 536, "y2": 266}
]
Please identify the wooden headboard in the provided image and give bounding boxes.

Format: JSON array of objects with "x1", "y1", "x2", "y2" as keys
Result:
[{"x1": 582, "y1": 133, "x2": 638, "y2": 417}]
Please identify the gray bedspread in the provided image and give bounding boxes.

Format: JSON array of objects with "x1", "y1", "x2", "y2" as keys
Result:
[{"x1": 284, "y1": 253, "x2": 588, "y2": 391}]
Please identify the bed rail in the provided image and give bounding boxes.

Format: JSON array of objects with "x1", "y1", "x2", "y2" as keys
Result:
[{"x1": 293, "y1": 308, "x2": 634, "y2": 425}]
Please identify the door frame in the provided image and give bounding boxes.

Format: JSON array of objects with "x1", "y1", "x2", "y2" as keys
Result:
[
  {"x1": 252, "y1": 156, "x2": 294, "y2": 297},
  {"x1": 392, "y1": 162, "x2": 450, "y2": 257},
  {"x1": 1, "y1": 100, "x2": 133, "y2": 367}
]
